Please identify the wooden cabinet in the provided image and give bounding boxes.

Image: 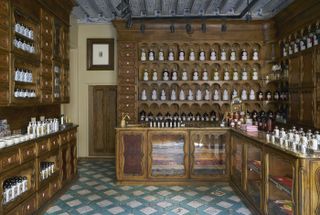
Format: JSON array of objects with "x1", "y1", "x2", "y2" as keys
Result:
[
  {"x1": 117, "y1": 41, "x2": 138, "y2": 125},
  {"x1": 190, "y1": 130, "x2": 229, "y2": 180},
  {"x1": 0, "y1": 0, "x2": 73, "y2": 106},
  {"x1": 0, "y1": 127, "x2": 77, "y2": 214},
  {"x1": 116, "y1": 130, "x2": 147, "y2": 181}
]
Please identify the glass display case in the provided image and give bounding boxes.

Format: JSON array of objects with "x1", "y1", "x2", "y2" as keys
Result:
[
  {"x1": 232, "y1": 135, "x2": 243, "y2": 188},
  {"x1": 149, "y1": 131, "x2": 188, "y2": 178},
  {"x1": 190, "y1": 131, "x2": 228, "y2": 178},
  {"x1": 267, "y1": 154, "x2": 295, "y2": 215},
  {"x1": 246, "y1": 143, "x2": 262, "y2": 209}
]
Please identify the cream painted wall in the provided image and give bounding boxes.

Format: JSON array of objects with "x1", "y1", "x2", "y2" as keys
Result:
[{"x1": 62, "y1": 22, "x2": 117, "y2": 157}]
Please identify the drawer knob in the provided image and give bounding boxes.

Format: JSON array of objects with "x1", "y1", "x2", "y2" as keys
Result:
[
  {"x1": 126, "y1": 62, "x2": 129, "y2": 65},
  {"x1": 46, "y1": 29, "x2": 48, "y2": 33},
  {"x1": 45, "y1": 95, "x2": 49, "y2": 98},
  {"x1": 8, "y1": 157, "x2": 11, "y2": 163},
  {"x1": 42, "y1": 193, "x2": 45, "y2": 197},
  {"x1": 27, "y1": 205, "x2": 30, "y2": 210},
  {"x1": 126, "y1": 96, "x2": 129, "y2": 99},
  {"x1": 126, "y1": 79, "x2": 129, "y2": 82},
  {"x1": 45, "y1": 16, "x2": 48, "y2": 20},
  {"x1": 126, "y1": 104, "x2": 129, "y2": 107},
  {"x1": 41, "y1": 145, "x2": 45, "y2": 149},
  {"x1": 126, "y1": 53, "x2": 130, "y2": 56},
  {"x1": 126, "y1": 70, "x2": 129, "y2": 73},
  {"x1": 126, "y1": 44, "x2": 129, "y2": 47},
  {"x1": 126, "y1": 87, "x2": 129, "y2": 90},
  {"x1": 54, "y1": 183, "x2": 57, "y2": 188},
  {"x1": 27, "y1": 150, "x2": 30, "y2": 155},
  {"x1": 46, "y1": 42, "x2": 48, "y2": 46},
  {"x1": 45, "y1": 81, "x2": 48, "y2": 85}
]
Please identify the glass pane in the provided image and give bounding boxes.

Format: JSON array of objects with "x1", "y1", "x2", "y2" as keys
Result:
[
  {"x1": 268, "y1": 155, "x2": 294, "y2": 215},
  {"x1": 247, "y1": 144, "x2": 262, "y2": 208},
  {"x1": 151, "y1": 133, "x2": 185, "y2": 176},
  {"x1": 232, "y1": 140, "x2": 242, "y2": 187},
  {"x1": 192, "y1": 133, "x2": 226, "y2": 175}
]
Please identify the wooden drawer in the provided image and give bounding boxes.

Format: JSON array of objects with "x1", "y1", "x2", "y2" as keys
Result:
[
  {"x1": 50, "y1": 177, "x2": 60, "y2": 196},
  {"x1": 41, "y1": 63, "x2": 52, "y2": 76},
  {"x1": 41, "y1": 50, "x2": 53, "y2": 64},
  {"x1": 118, "y1": 75, "x2": 136, "y2": 85},
  {"x1": 119, "y1": 102, "x2": 136, "y2": 110},
  {"x1": 118, "y1": 86, "x2": 136, "y2": 95},
  {"x1": 20, "y1": 143, "x2": 36, "y2": 163},
  {"x1": 68, "y1": 130, "x2": 76, "y2": 141},
  {"x1": 50, "y1": 135, "x2": 59, "y2": 150},
  {"x1": 37, "y1": 139, "x2": 49, "y2": 155},
  {"x1": 118, "y1": 66, "x2": 136, "y2": 75},
  {"x1": 118, "y1": 94, "x2": 136, "y2": 101},
  {"x1": 119, "y1": 42, "x2": 136, "y2": 50},
  {"x1": 40, "y1": 78, "x2": 52, "y2": 91},
  {"x1": 0, "y1": 14, "x2": 9, "y2": 31},
  {"x1": 60, "y1": 132, "x2": 68, "y2": 145},
  {"x1": 41, "y1": 37, "x2": 52, "y2": 51},
  {"x1": 38, "y1": 184, "x2": 51, "y2": 208},
  {"x1": 0, "y1": 29, "x2": 9, "y2": 50},
  {"x1": 21, "y1": 194, "x2": 36, "y2": 215},
  {"x1": 0, "y1": 149, "x2": 20, "y2": 173},
  {"x1": 119, "y1": 49, "x2": 136, "y2": 58},
  {"x1": 41, "y1": 91, "x2": 53, "y2": 103},
  {"x1": 119, "y1": 59, "x2": 135, "y2": 67}
]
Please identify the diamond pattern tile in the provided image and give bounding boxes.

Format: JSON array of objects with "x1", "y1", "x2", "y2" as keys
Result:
[{"x1": 44, "y1": 160, "x2": 251, "y2": 215}]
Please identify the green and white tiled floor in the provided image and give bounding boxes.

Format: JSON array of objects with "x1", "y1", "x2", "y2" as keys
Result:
[{"x1": 44, "y1": 160, "x2": 251, "y2": 215}]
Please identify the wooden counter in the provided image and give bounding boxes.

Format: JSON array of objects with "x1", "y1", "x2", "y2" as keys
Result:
[
  {"x1": 116, "y1": 127, "x2": 320, "y2": 215},
  {"x1": 0, "y1": 126, "x2": 78, "y2": 215}
]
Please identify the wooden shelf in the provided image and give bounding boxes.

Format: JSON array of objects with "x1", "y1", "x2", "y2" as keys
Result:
[{"x1": 138, "y1": 60, "x2": 265, "y2": 65}]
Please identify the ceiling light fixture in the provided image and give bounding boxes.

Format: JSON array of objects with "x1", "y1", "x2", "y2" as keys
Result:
[
  {"x1": 170, "y1": 24, "x2": 175, "y2": 33},
  {"x1": 186, "y1": 23, "x2": 193, "y2": 34}
]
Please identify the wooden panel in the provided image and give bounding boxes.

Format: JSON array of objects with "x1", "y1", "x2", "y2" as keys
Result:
[
  {"x1": 289, "y1": 90, "x2": 300, "y2": 122},
  {"x1": 301, "y1": 88, "x2": 314, "y2": 125},
  {"x1": 89, "y1": 86, "x2": 117, "y2": 156},
  {"x1": 288, "y1": 56, "x2": 301, "y2": 87},
  {"x1": 0, "y1": 148, "x2": 20, "y2": 173},
  {"x1": 20, "y1": 142, "x2": 36, "y2": 163},
  {"x1": 117, "y1": 130, "x2": 147, "y2": 180},
  {"x1": 37, "y1": 184, "x2": 51, "y2": 208},
  {"x1": 20, "y1": 194, "x2": 37, "y2": 215},
  {"x1": 301, "y1": 50, "x2": 314, "y2": 88}
]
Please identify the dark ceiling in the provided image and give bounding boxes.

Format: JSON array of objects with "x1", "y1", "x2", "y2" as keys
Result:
[{"x1": 72, "y1": 0, "x2": 295, "y2": 23}]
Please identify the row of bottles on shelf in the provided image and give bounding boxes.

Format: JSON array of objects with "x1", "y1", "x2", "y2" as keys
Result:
[
  {"x1": 40, "y1": 162, "x2": 55, "y2": 181},
  {"x1": 141, "y1": 88, "x2": 288, "y2": 102},
  {"x1": 281, "y1": 23, "x2": 320, "y2": 57},
  {"x1": 3, "y1": 176, "x2": 28, "y2": 204},
  {"x1": 141, "y1": 48, "x2": 259, "y2": 62},
  {"x1": 13, "y1": 38, "x2": 35, "y2": 54},
  {"x1": 142, "y1": 68, "x2": 259, "y2": 81},
  {"x1": 14, "y1": 68, "x2": 33, "y2": 83},
  {"x1": 14, "y1": 22, "x2": 34, "y2": 40},
  {"x1": 27, "y1": 118, "x2": 60, "y2": 138},
  {"x1": 140, "y1": 111, "x2": 219, "y2": 123},
  {"x1": 14, "y1": 89, "x2": 36, "y2": 98},
  {"x1": 266, "y1": 126, "x2": 320, "y2": 154},
  {"x1": 0, "y1": 115, "x2": 68, "y2": 149},
  {"x1": 222, "y1": 110, "x2": 277, "y2": 131}
]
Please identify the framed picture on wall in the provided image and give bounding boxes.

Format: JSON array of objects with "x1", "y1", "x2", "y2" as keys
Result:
[{"x1": 87, "y1": 38, "x2": 114, "y2": 70}]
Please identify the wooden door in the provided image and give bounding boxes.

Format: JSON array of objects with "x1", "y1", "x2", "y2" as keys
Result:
[{"x1": 89, "y1": 86, "x2": 117, "y2": 157}]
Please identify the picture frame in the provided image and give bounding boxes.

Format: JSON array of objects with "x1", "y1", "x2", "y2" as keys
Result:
[{"x1": 87, "y1": 38, "x2": 114, "y2": 70}]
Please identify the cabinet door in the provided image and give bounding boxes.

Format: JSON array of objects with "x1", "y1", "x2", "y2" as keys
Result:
[
  {"x1": 117, "y1": 131, "x2": 147, "y2": 180},
  {"x1": 266, "y1": 152, "x2": 296, "y2": 215},
  {"x1": 231, "y1": 134, "x2": 244, "y2": 189},
  {"x1": 190, "y1": 130, "x2": 229, "y2": 179},
  {"x1": 245, "y1": 142, "x2": 263, "y2": 211},
  {"x1": 300, "y1": 88, "x2": 314, "y2": 125},
  {"x1": 289, "y1": 89, "x2": 300, "y2": 123},
  {"x1": 310, "y1": 161, "x2": 320, "y2": 215},
  {"x1": 301, "y1": 50, "x2": 314, "y2": 88},
  {"x1": 148, "y1": 130, "x2": 189, "y2": 179}
]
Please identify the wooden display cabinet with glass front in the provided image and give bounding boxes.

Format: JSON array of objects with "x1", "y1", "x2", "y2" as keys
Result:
[
  {"x1": 244, "y1": 138, "x2": 263, "y2": 212},
  {"x1": 190, "y1": 129, "x2": 229, "y2": 180},
  {"x1": 266, "y1": 149, "x2": 296, "y2": 215},
  {"x1": 148, "y1": 130, "x2": 189, "y2": 179}
]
